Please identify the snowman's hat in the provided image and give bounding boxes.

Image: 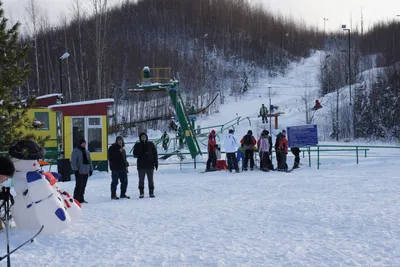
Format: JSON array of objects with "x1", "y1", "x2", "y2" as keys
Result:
[{"x1": 9, "y1": 140, "x2": 46, "y2": 160}]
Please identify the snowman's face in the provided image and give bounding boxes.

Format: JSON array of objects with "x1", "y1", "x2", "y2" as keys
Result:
[{"x1": 12, "y1": 159, "x2": 40, "y2": 172}]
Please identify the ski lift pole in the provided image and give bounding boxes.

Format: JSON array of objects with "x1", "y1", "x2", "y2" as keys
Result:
[{"x1": 269, "y1": 87, "x2": 272, "y2": 162}]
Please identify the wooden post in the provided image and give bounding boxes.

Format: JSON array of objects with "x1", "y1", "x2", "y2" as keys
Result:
[{"x1": 274, "y1": 115, "x2": 278, "y2": 129}]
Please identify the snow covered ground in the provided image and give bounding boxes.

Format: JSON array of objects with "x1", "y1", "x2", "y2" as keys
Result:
[{"x1": 1, "y1": 52, "x2": 400, "y2": 266}]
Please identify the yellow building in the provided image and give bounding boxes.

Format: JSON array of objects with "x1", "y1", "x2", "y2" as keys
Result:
[
  {"x1": 24, "y1": 94, "x2": 63, "y2": 151},
  {"x1": 48, "y1": 99, "x2": 114, "y2": 172}
]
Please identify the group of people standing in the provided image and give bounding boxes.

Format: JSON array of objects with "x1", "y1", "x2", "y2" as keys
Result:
[
  {"x1": 69, "y1": 133, "x2": 158, "y2": 203},
  {"x1": 206, "y1": 128, "x2": 300, "y2": 173}
]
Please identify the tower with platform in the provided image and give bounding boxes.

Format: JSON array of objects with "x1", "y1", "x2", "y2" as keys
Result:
[{"x1": 128, "y1": 67, "x2": 202, "y2": 159}]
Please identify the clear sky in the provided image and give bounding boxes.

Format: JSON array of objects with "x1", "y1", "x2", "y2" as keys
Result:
[{"x1": 2, "y1": 0, "x2": 400, "y2": 32}]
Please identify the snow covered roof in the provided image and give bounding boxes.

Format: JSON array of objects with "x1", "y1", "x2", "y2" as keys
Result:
[
  {"x1": 36, "y1": 94, "x2": 63, "y2": 100},
  {"x1": 48, "y1": 98, "x2": 114, "y2": 109}
]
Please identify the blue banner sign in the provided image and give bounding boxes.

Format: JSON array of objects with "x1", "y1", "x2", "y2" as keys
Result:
[{"x1": 287, "y1": 124, "x2": 318, "y2": 147}]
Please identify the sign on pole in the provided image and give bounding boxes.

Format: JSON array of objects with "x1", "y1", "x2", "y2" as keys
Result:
[{"x1": 287, "y1": 124, "x2": 318, "y2": 147}]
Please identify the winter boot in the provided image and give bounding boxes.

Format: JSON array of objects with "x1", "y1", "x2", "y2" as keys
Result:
[
  {"x1": 120, "y1": 194, "x2": 130, "y2": 199},
  {"x1": 111, "y1": 194, "x2": 119, "y2": 200},
  {"x1": 139, "y1": 189, "x2": 144, "y2": 199},
  {"x1": 149, "y1": 189, "x2": 155, "y2": 198}
]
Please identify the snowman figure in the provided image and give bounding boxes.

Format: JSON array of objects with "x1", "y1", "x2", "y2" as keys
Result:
[{"x1": 9, "y1": 140, "x2": 81, "y2": 234}]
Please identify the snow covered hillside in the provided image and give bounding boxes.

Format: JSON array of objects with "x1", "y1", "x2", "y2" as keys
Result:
[{"x1": 1, "y1": 52, "x2": 400, "y2": 266}]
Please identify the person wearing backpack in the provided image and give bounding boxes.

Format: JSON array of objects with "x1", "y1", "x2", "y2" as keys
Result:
[{"x1": 240, "y1": 130, "x2": 257, "y2": 171}]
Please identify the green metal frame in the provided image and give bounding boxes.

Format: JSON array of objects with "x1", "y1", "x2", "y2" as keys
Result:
[{"x1": 129, "y1": 80, "x2": 202, "y2": 160}]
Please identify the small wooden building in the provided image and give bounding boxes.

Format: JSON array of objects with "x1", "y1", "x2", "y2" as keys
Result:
[
  {"x1": 49, "y1": 99, "x2": 114, "y2": 172},
  {"x1": 24, "y1": 94, "x2": 63, "y2": 151}
]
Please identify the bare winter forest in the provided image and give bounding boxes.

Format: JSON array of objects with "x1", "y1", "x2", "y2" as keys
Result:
[{"x1": 18, "y1": 0, "x2": 400, "y2": 139}]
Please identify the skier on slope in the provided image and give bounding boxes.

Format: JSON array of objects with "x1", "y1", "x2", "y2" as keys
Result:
[
  {"x1": 161, "y1": 132, "x2": 170, "y2": 152},
  {"x1": 259, "y1": 104, "x2": 268, "y2": 123}
]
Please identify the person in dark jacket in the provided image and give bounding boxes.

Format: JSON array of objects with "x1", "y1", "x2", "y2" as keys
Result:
[
  {"x1": 277, "y1": 130, "x2": 289, "y2": 171},
  {"x1": 71, "y1": 139, "x2": 93, "y2": 203},
  {"x1": 240, "y1": 130, "x2": 257, "y2": 171},
  {"x1": 161, "y1": 132, "x2": 169, "y2": 152},
  {"x1": 108, "y1": 136, "x2": 130, "y2": 200},
  {"x1": 291, "y1": 147, "x2": 301, "y2": 169},
  {"x1": 274, "y1": 132, "x2": 283, "y2": 168},
  {"x1": 259, "y1": 104, "x2": 268, "y2": 123},
  {"x1": 0, "y1": 156, "x2": 15, "y2": 183},
  {"x1": 133, "y1": 133, "x2": 158, "y2": 198}
]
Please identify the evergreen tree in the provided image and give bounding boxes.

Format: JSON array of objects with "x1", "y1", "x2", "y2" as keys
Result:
[
  {"x1": 0, "y1": 2, "x2": 45, "y2": 151},
  {"x1": 242, "y1": 69, "x2": 250, "y2": 93}
]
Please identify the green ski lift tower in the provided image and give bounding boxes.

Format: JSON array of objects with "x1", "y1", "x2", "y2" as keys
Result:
[{"x1": 128, "y1": 67, "x2": 202, "y2": 159}]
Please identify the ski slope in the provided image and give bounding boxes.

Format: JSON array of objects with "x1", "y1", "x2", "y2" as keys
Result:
[{"x1": 1, "y1": 52, "x2": 400, "y2": 266}]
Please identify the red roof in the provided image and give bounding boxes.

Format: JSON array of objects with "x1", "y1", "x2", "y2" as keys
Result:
[
  {"x1": 33, "y1": 94, "x2": 63, "y2": 108},
  {"x1": 48, "y1": 99, "x2": 114, "y2": 116}
]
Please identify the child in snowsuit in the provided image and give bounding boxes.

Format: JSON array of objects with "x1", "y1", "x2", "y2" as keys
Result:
[{"x1": 237, "y1": 145, "x2": 245, "y2": 171}]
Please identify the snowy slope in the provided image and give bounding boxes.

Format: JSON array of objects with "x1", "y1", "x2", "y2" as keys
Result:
[{"x1": 1, "y1": 52, "x2": 400, "y2": 267}]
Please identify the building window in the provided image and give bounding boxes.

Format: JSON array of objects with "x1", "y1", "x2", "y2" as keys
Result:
[
  {"x1": 34, "y1": 112, "x2": 50, "y2": 130},
  {"x1": 87, "y1": 117, "x2": 102, "y2": 153},
  {"x1": 72, "y1": 118, "x2": 85, "y2": 149},
  {"x1": 71, "y1": 116, "x2": 102, "y2": 153}
]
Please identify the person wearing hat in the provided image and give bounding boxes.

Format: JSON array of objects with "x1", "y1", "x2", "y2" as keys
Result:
[
  {"x1": 206, "y1": 130, "x2": 217, "y2": 171},
  {"x1": 258, "y1": 130, "x2": 273, "y2": 171},
  {"x1": 71, "y1": 139, "x2": 93, "y2": 203},
  {"x1": 240, "y1": 130, "x2": 257, "y2": 171},
  {"x1": 0, "y1": 156, "x2": 15, "y2": 183},
  {"x1": 224, "y1": 129, "x2": 239, "y2": 173},
  {"x1": 108, "y1": 136, "x2": 130, "y2": 200}
]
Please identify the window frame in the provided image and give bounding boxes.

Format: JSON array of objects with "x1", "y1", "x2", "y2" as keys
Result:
[
  {"x1": 70, "y1": 116, "x2": 103, "y2": 153},
  {"x1": 34, "y1": 111, "x2": 50, "y2": 130}
]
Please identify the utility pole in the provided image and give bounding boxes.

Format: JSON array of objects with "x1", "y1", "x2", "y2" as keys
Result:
[
  {"x1": 58, "y1": 52, "x2": 70, "y2": 158},
  {"x1": 342, "y1": 26, "x2": 353, "y2": 138},
  {"x1": 268, "y1": 87, "x2": 272, "y2": 162},
  {"x1": 323, "y1": 18, "x2": 329, "y2": 33}
]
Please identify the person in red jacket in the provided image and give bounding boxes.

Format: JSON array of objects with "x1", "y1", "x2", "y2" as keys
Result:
[
  {"x1": 206, "y1": 130, "x2": 217, "y2": 171},
  {"x1": 240, "y1": 130, "x2": 257, "y2": 171},
  {"x1": 277, "y1": 129, "x2": 289, "y2": 171}
]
